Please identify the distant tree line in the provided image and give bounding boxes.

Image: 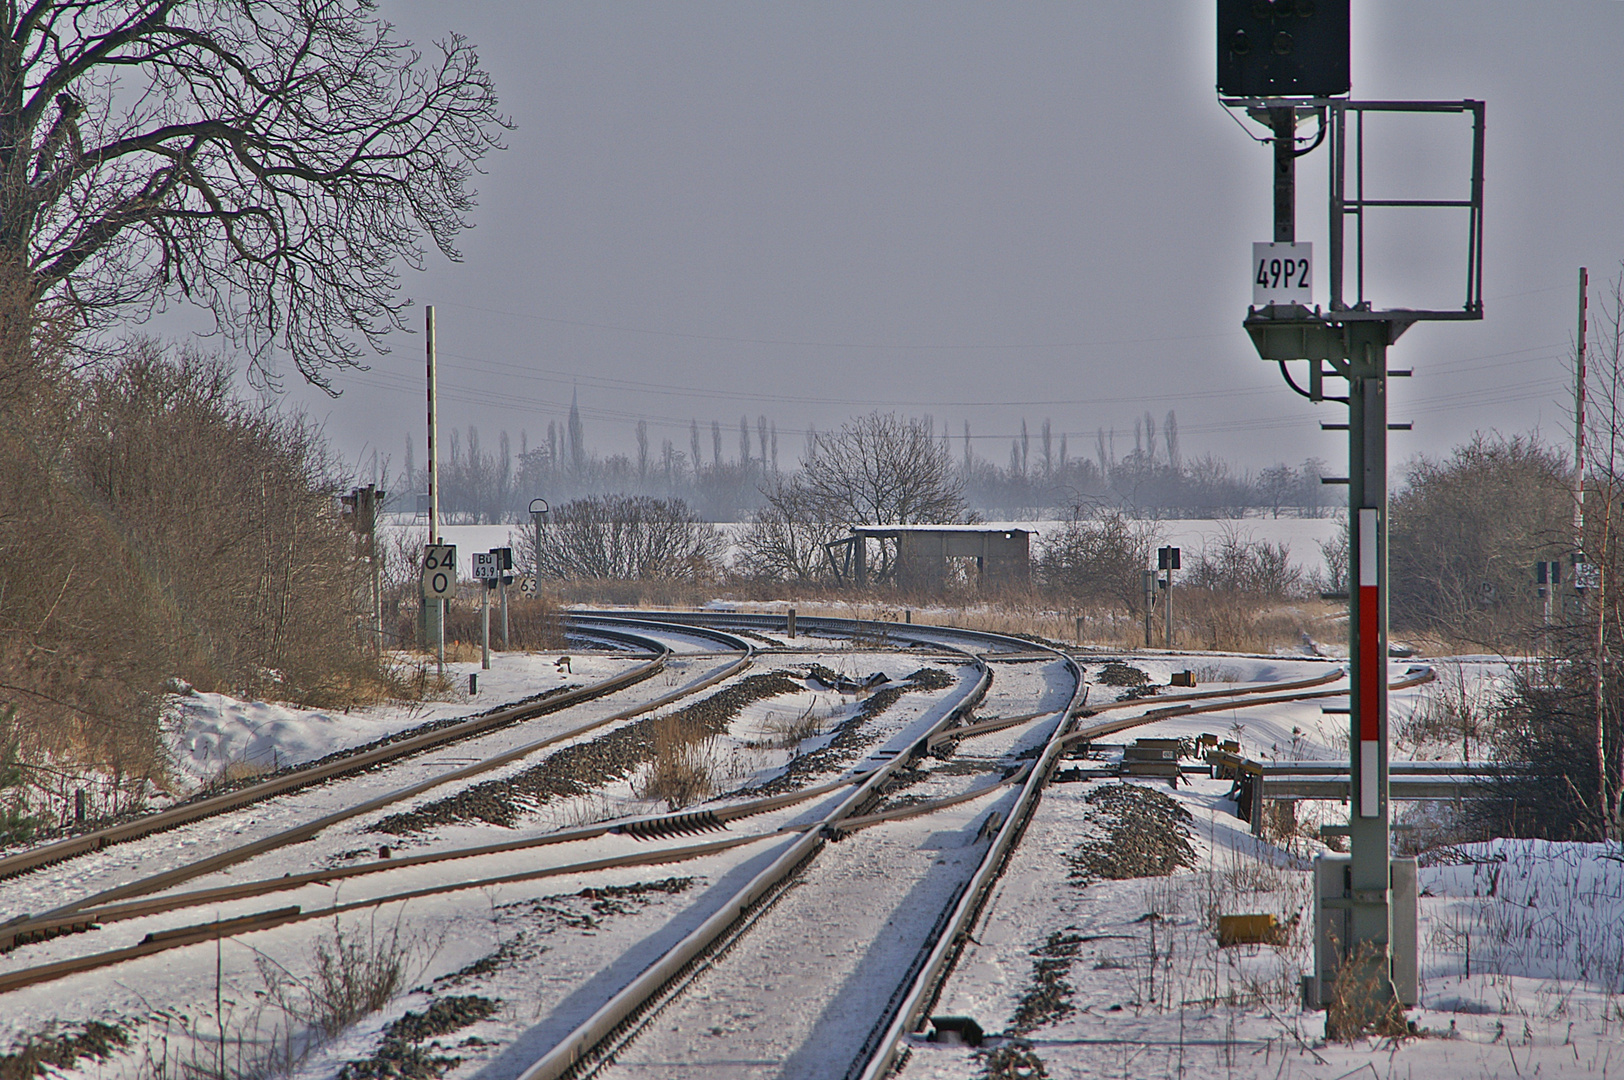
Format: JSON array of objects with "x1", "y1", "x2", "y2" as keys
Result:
[{"x1": 395, "y1": 401, "x2": 1336, "y2": 525}]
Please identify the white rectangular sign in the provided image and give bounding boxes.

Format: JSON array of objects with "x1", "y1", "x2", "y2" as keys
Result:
[
  {"x1": 472, "y1": 550, "x2": 501, "y2": 579},
  {"x1": 1252, "y1": 242, "x2": 1312, "y2": 307},
  {"x1": 422, "y1": 544, "x2": 457, "y2": 598}
]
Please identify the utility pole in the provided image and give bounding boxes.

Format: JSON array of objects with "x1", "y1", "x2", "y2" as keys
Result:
[
  {"x1": 1142, "y1": 569, "x2": 1155, "y2": 648},
  {"x1": 426, "y1": 305, "x2": 444, "y2": 675},
  {"x1": 499, "y1": 548, "x2": 511, "y2": 651},
  {"x1": 1576, "y1": 267, "x2": 1589, "y2": 554}
]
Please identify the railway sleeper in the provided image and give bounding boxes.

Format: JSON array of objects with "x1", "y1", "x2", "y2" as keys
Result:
[{"x1": 5, "y1": 919, "x2": 101, "y2": 952}]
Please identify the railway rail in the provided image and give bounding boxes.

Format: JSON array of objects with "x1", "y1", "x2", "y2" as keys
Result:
[
  {"x1": 0, "y1": 610, "x2": 1431, "y2": 1080},
  {"x1": 0, "y1": 618, "x2": 755, "y2": 931},
  {"x1": 0, "y1": 623, "x2": 675, "y2": 883}
]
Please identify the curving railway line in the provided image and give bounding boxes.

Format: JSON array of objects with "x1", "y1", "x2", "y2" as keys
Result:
[{"x1": 0, "y1": 611, "x2": 1430, "y2": 1080}]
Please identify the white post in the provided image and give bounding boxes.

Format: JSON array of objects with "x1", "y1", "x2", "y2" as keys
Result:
[{"x1": 481, "y1": 578, "x2": 491, "y2": 670}]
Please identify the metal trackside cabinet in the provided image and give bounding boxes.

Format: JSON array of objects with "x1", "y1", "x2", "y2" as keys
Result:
[{"x1": 1308, "y1": 855, "x2": 1418, "y2": 1008}]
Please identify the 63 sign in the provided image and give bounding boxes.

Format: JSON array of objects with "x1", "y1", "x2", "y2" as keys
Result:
[
  {"x1": 1252, "y1": 242, "x2": 1312, "y2": 307},
  {"x1": 422, "y1": 544, "x2": 457, "y2": 599}
]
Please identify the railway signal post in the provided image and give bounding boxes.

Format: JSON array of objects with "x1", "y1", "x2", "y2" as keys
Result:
[{"x1": 1218, "y1": 0, "x2": 1484, "y2": 1035}]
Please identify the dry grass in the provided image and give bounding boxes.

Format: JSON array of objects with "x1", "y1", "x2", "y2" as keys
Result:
[
  {"x1": 560, "y1": 584, "x2": 1343, "y2": 656},
  {"x1": 132, "y1": 915, "x2": 427, "y2": 1080},
  {"x1": 636, "y1": 715, "x2": 717, "y2": 809},
  {"x1": 1324, "y1": 940, "x2": 1410, "y2": 1041}
]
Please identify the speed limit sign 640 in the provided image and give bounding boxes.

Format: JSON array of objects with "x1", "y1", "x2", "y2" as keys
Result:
[{"x1": 423, "y1": 543, "x2": 457, "y2": 599}]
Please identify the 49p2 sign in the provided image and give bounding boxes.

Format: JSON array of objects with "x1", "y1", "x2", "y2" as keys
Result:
[{"x1": 1252, "y1": 242, "x2": 1312, "y2": 307}]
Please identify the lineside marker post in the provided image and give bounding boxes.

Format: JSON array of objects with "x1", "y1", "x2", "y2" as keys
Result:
[{"x1": 426, "y1": 305, "x2": 444, "y2": 676}]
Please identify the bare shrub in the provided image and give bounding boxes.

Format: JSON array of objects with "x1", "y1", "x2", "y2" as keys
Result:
[
  {"x1": 760, "y1": 703, "x2": 824, "y2": 749},
  {"x1": 1036, "y1": 510, "x2": 1157, "y2": 613},
  {"x1": 1393, "y1": 662, "x2": 1492, "y2": 760},
  {"x1": 527, "y1": 495, "x2": 723, "y2": 581},
  {"x1": 0, "y1": 342, "x2": 393, "y2": 808},
  {"x1": 136, "y1": 917, "x2": 425, "y2": 1080},
  {"x1": 282, "y1": 918, "x2": 414, "y2": 1039},
  {"x1": 1474, "y1": 662, "x2": 1617, "y2": 841},
  {"x1": 1184, "y1": 524, "x2": 1304, "y2": 597}
]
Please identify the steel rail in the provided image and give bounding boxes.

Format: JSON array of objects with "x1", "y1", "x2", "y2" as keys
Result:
[
  {"x1": 4, "y1": 619, "x2": 757, "y2": 929},
  {"x1": 1, "y1": 771, "x2": 872, "y2": 953},
  {"x1": 852, "y1": 663, "x2": 1438, "y2": 1079},
  {"x1": 0, "y1": 624, "x2": 671, "y2": 884},
  {"x1": 514, "y1": 617, "x2": 998, "y2": 1080},
  {"x1": 1059, "y1": 665, "x2": 1435, "y2": 746},
  {"x1": 846, "y1": 639, "x2": 1086, "y2": 1080},
  {"x1": 0, "y1": 832, "x2": 788, "y2": 996},
  {"x1": 0, "y1": 650, "x2": 1412, "y2": 993}
]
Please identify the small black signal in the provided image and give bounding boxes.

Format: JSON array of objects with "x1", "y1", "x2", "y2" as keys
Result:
[{"x1": 1218, "y1": 0, "x2": 1349, "y2": 97}]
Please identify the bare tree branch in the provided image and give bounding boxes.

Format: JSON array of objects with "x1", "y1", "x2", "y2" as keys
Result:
[{"x1": 0, "y1": 0, "x2": 510, "y2": 392}]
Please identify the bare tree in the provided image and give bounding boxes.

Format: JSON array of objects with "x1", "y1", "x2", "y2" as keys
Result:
[
  {"x1": 739, "y1": 412, "x2": 969, "y2": 579},
  {"x1": 1036, "y1": 509, "x2": 1158, "y2": 613},
  {"x1": 736, "y1": 480, "x2": 841, "y2": 582},
  {"x1": 1387, "y1": 433, "x2": 1569, "y2": 640},
  {"x1": 0, "y1": 1, "x2": 508, "y2": 392},
  {"x1": 795, "y1": 412, "x2": 969, "y2": 526},
  {"x1": 635, "y1": 420, "x2": 650, "y2": 482},
  {"x1": 529, "y1": 495, "x2": 723, "y2": 581},
  {"x1": 1184, "y1": 524, "x2": 1303, "y2": 597}
]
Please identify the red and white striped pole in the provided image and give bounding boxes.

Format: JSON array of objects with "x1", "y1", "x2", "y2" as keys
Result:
[{"x1": 1357, "y1": 507, "x2": 1381, "y2": 817}]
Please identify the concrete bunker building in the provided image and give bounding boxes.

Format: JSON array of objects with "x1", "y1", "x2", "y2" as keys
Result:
[{"x1": 824, "y1": 525, "x2": 1031, "y2": 591}]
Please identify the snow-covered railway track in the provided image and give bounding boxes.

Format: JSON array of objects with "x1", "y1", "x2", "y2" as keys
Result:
[
  {"x1": 513, "y1": 615, "x2": 1415, "y2": 1080},
  {"x1": 0, "y1": 622, "x2": 680, "y2": 885},
  {"x1": 0, "y1": 618, "x2": 757, "y2": 948},
  {"x1": 0, "y1": 614, "x2": 1430, "y2": 1080}
]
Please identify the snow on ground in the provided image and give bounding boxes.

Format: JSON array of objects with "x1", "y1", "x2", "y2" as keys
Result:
[
  {"x1": 15, "y1": 643, "x2": 1617, "y2": 1080},
  {"x1": 901, "y1": 653, "x2": 1624, "y2": 1080},
  {"x1": 0, "y1": 643, "x2": 984, "y2": 1080},
  {"x1": 161, "y1": 651, "x2": 635, "y2": 794}
]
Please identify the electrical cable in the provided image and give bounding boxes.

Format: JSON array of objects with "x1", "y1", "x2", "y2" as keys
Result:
[{"x1": 1277, "y1": 359, "x2": 1347, "y2": 404}]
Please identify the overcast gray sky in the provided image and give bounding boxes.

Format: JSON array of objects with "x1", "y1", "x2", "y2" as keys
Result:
[{"x1": 267, "y1": 1, "x2": 1623, "y2": 481}]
